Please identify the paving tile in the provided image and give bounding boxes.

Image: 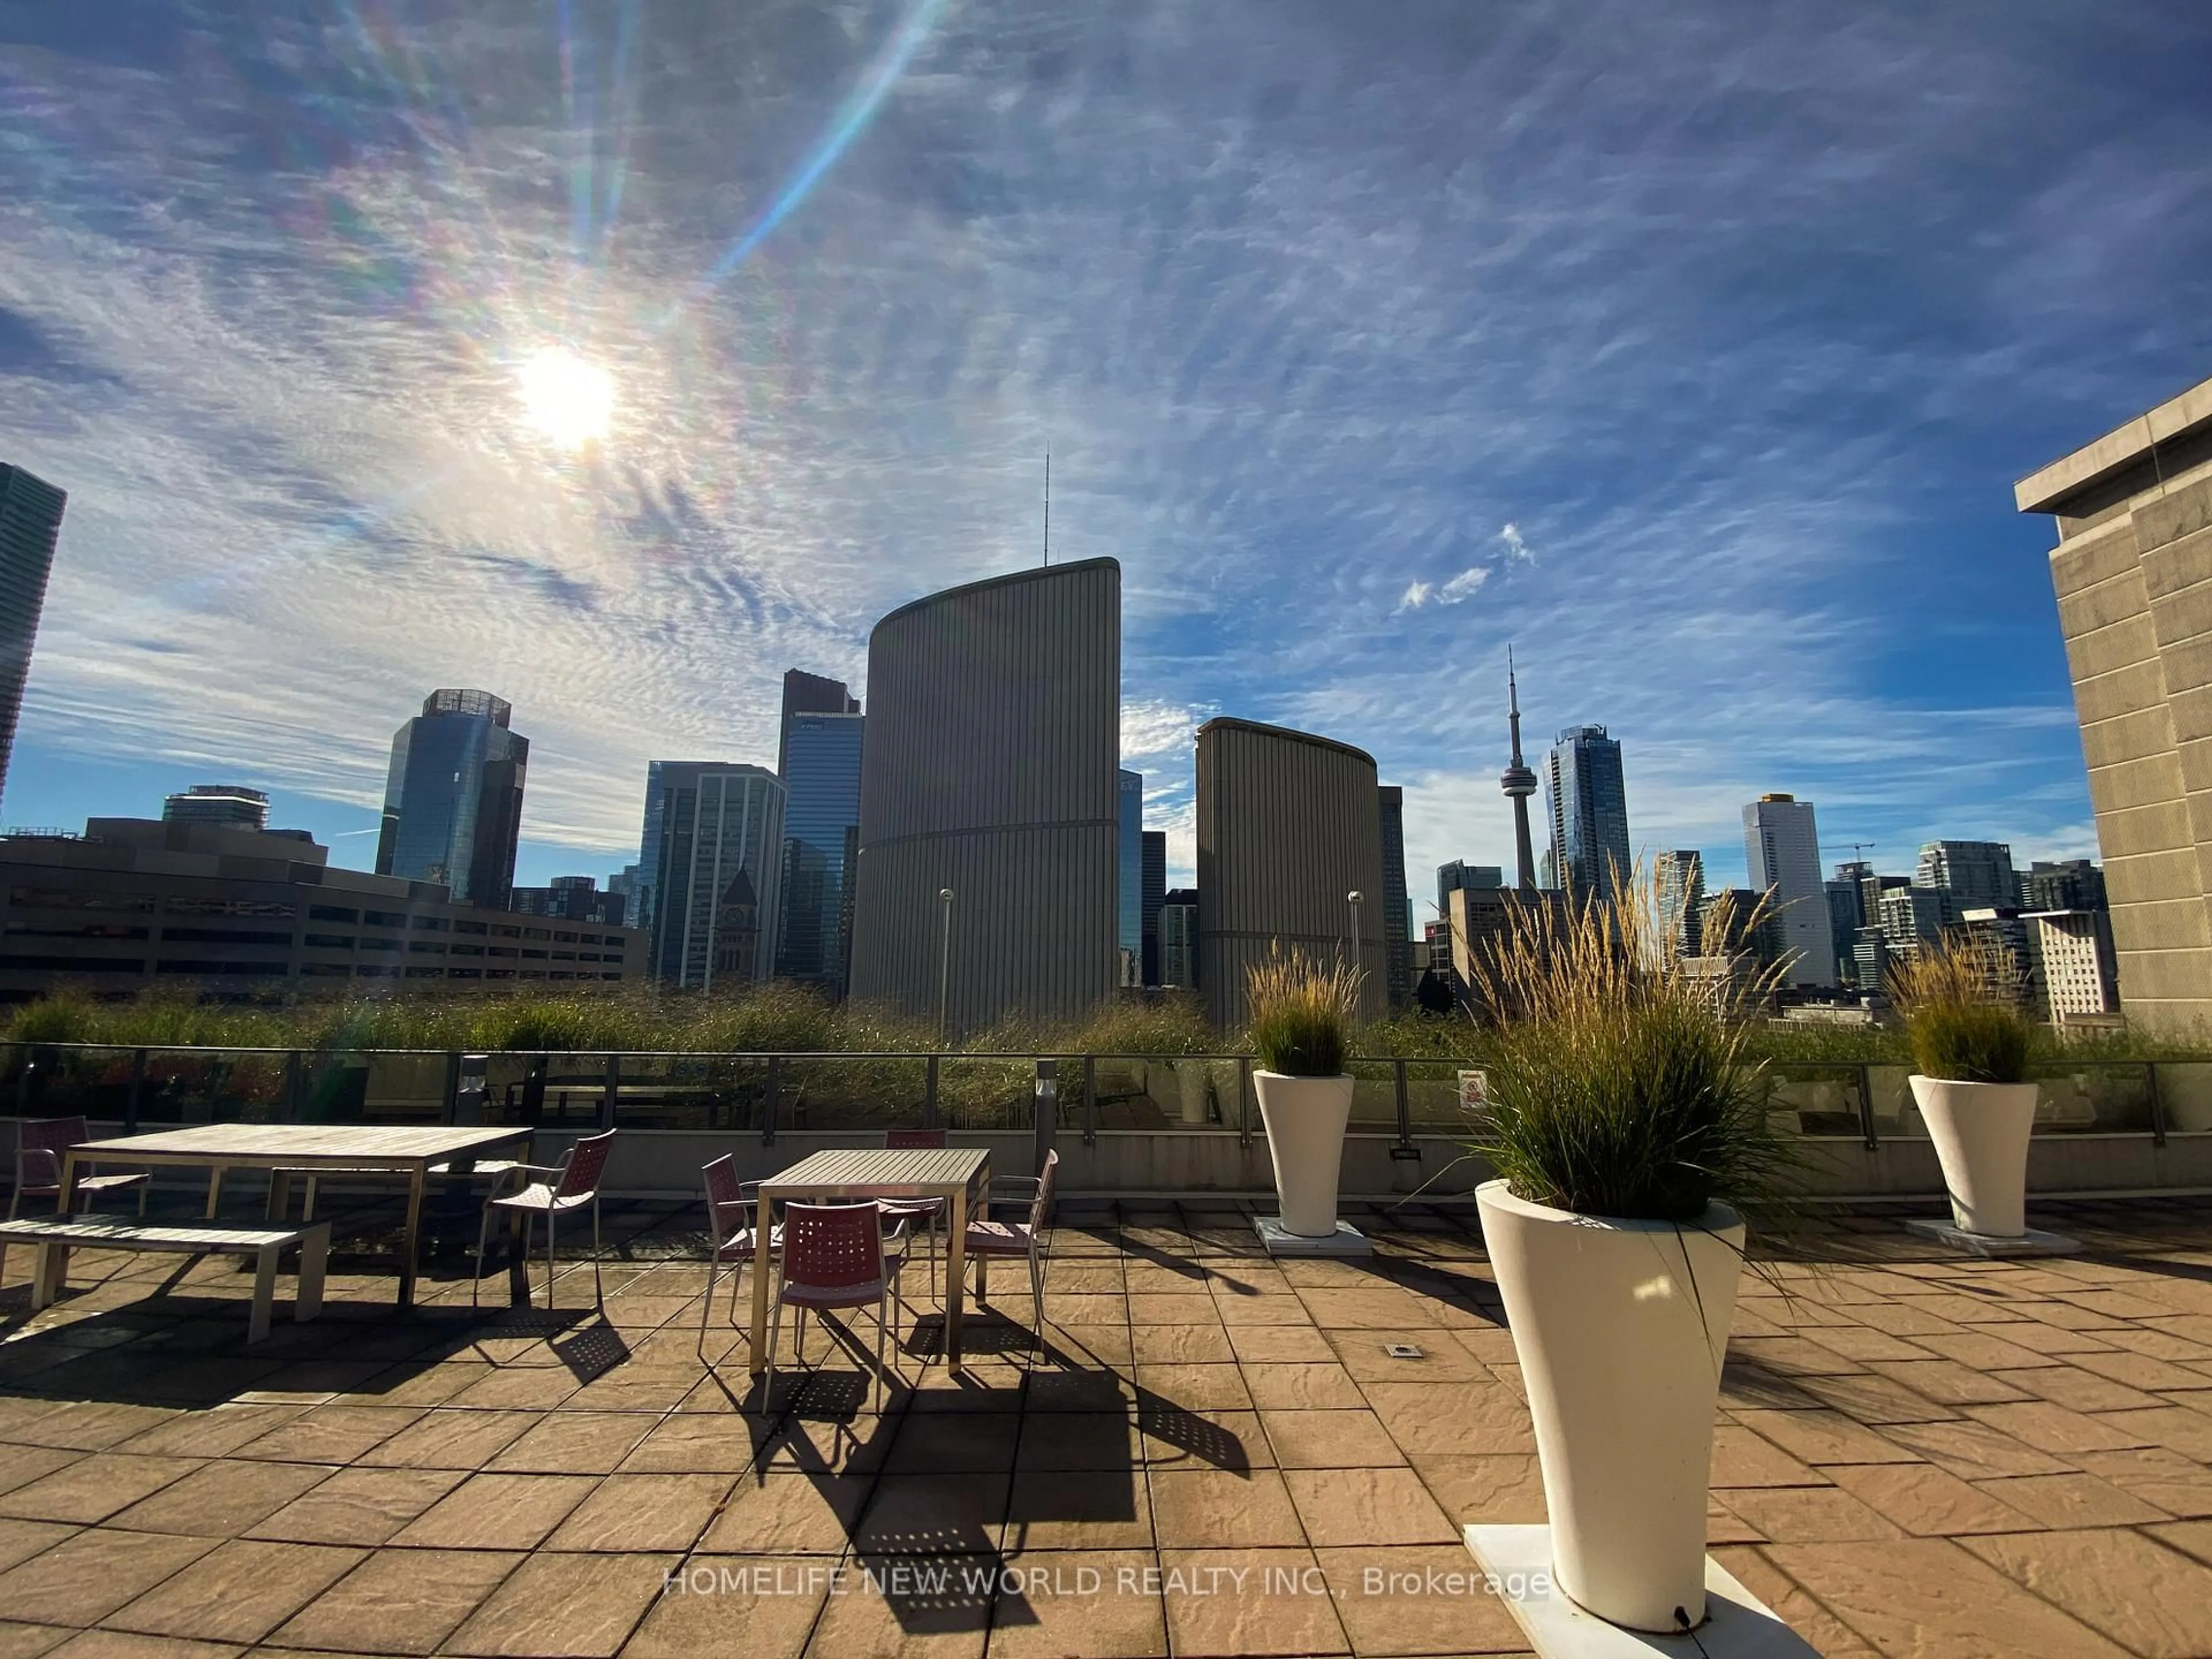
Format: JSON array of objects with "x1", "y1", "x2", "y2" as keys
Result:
[
  {"x1": 1283, "y1": 1466, "x2": 1457, "y2": 1547},
  {"x1": 104, "y1": 1459, "x2": 332, "y2": 1537},
  {"x1": 1000, "y1": 1469, "x2": 1150, "y2": 1549},
  {"x1": 2090, "y1": 1405, "x2": 2212, "y2": 1461},
  {"x1": 698, "y1": 1472, "x2": 873, "y2": 1554},
  {"x1": 626, "y1": 1555, "x2": 830, "y2": 1659},
  {"x1": 444, "y1": 1550, "x2": 678, "y2": 1657},
  {"x1": 853, "y1": 1474, "x2": 1008, "y2": 1554},
  {"x1": 1764, "y1": 1536, "x2": 2130, "y2": 1659},
  {"x1": 0, "y1": 1456, "x2": 203, "y2": 1525},
  {"x1": 391, "y1": 1471, "x2": 599, "y2": 1548},
  {"x1": 1706, "y1": 1544, "x2": 1886, "y2": 1658},
  {"x1": 6, "y1": 1405, "x2": 179, "y2": 1453},
  {"x1": 1824, "y1": 1461, "x2": 2043, "y2": 1536},
  {"x1": 1158, "y1": 1547, "x2": 1351, "y2": 1657},
  {"x1": 1139, "y1": 1407, "x2": 1273, "y2": 1472},
  {"x1": 884, "y1": 1413, "x2": 1021, "y2": 1474},
  {"x1": 1709, "y1": 1424, "x2": 1827, "y2": 1488},
  {"x1": 754, "y1": 1410, "x2": 899, "y2": 1476},
  {"x1": 243, "y1": 1466, "x2": 465, "y2": 1546},
  {"x1": 616, "y1": 1412, "x2": 773, "y2": 1474},
  {"x1": 0, "y1": 1624, "x2": 68, "y2": 1659},
  {"x1": 0, "y1": 1448, "x2": 79, "y2": 1501},
  {"x1": 1132, "y1": 1364, "x2": 1254, "y2": 1412},
  {"x1": 543, "y1": 1471, "x2": 730, "y2": 1552},
  {"x1": 803, "y1": 1551, "x2": 990, "y2": 1657},
  {"x1": 351, "y1": 1408, "x2": 537, "y2": 1470},
  {"x1": 1225, "y1": 1324, "x2": 1338, "y2": 1365},
  {"x1": 1260, "y1": 1408, "x2": 1407, "y2": 1469},
  {"x1": 1409, "y1": 1453, "x2": 1547, "y2": 1526},
  {"x1": 1313, "y1": 1544, "x2": 1531, "y2": 1657},
  {"x1": 1881, "y1": 1416, "x2": 2075, "y2": 1480},
  {"x1": 1717, "y1": 1483, "x2": 1906, "y2": 1543},
  {"x1": 1730, "y1": 1407, "x2": 1919, "y2": 1467},
  {"x1": 2072, "y1": 1350, "x2": 2212, "y2": 1393},
  {"x1": 1972, "y1": 1471, "x2": 2172, "y2": 1527},
  {"x1": 0, "y1": 1526, "x2": 217, "y2": 1625},
  {"x1": 1128, "y1": 1293, "x2": 1220, "y2": 1326},
  {"x1": 989, "y1": 1549, "x2": 1165, "y2": 1658},
  {"x1": 0, "y1": 1520, "x2": 74, "y2": 1577},
  {"x1": 36, "y1": 1634, "x2": 242, "y2": 1659},
  {"x1": 2073, "y1": 1447, "x2": 2212, "y2": 1518},
  {"x1": 1866, "y1": 1359, "x2": 2035, "y2": 1407},
  {"x1": 1963, "y1": 1398, "x2": 2156, "y2": 1457},
  {"x1": 109, "y1": 1404, "x2": 306, "y2": 1460},
  {"x1": 100, "y1": 1539, "x2": 362, "y2": 1644},
  {"x1": 1130, "y1": 1324, "x2": 1236, "y2": 1364},
  {"x1": 1793, "y1": 1371, "x2": 1964, "y2": 1425},
  {"x1": 2150, "y1": 1518, "x2": 2212, "y2": 1566},
  {"x1": 1988, "y1": 1364, "x2": 2165, "y2": 1414},
  {"x1": 1236, "y1": 1363, "x2": 1365, "y2": 1412},
  {"x1": 1961, "y1": 1528, "x2": 2212, "y2": 1659},
  {"x1": 1149, "y1": 1468, "x2": 1308, "y2": 1548},
  {"x1": 1013, "y1": 1412, "x2": 1141, "y2": 1471},
  {"x1": 444, "y1": 1365, "x2": 585, "y2": 1410},
  {"x1": 1910, "y1": 1330, "x2": 2067, "y2": 1370},
  {"x1": 269, "y1": 1546, "x2": 522, "y2": 1655},
  {"x1": 484, "y1": 1411, "x2": 657, "y2": 1475},
  {"x1": 229, "y1": 1406, "x2": 422, "y2": 1465},
  {"x1": 1362, "y1": 1381, "x2": 1536, "y2": 1459}
]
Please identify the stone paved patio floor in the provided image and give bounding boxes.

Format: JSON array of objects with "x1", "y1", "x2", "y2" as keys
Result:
[{"x1": 2, "y1": 1193, "x2": 2211, "y2": 1656}]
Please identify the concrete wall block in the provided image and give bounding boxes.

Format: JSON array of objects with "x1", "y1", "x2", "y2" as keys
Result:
[
  {"x1": 2087, "y1": 751, "x2": 2189, "y2": 813},
  {"x1": 2134, "y1": 478, "x2": 2212, "y2": 560},
  {"x1": 2061, "y1": 569, "x2": 2158, "y2": 639},
  {"x1": 2048, "y1": 519, "x2": 2145, "y2": 598},
  {"x1": 2080, "y1": 703, "x2": 2183, "y2": 768},
  {"x1": 2065, "y1": 612, "x2": 2162, "y2": 683}
]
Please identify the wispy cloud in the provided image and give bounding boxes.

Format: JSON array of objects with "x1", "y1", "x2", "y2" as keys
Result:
[{"x1": 0, "y1": 0, "x2": 2205, "y2": 896}]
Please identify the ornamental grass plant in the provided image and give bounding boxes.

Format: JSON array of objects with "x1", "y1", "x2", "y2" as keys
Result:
[
  {"x1": 1470, "y1": 868, "x2": 1800, "y2": 1224},
  {"x1": 1889, "y1": 937, "x2": 2034, "y2": 1085},
  {"x1": 1244, "y1": 948, "x2": 1363, "y2": 1077}
]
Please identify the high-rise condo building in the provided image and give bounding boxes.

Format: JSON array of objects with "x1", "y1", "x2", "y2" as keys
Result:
[
  {"x1": 1378, "y1": 784, "x2": 1410, "y2": 1010},
  {"x1": 847, "y1": 559, "x2": 1120, "y2": 1033},
  {"x1": 0, "y1": 465, "x2": 65, "y2": 810},
  {"x1": 1118, "y1": 769, "x2": 1143, "y2": 988},
  {"x1": 1437, "y1": 861, "x2": 1505, "y2": 925},
  {"x1": 163, "y1": 785, "x2": 270, "y2": 832},
  {"x1": 778, "y1": 669, "x2": 859, "y2": 776},
  {"x1": 1141, "y1": 830, "x2": 1166, "y2": 986},
  {"x1": 777, "y1": 708, "x2": 865, "y2": 993},
  {"x1": 1743, "y1": 794, "x2": 1835, "y2": 988},
  {"x1": 1160, "y1": 888, "x2": 1199, "y2": 990},
  {"x1": 2019, "y1": 374, "x2": 2212, "y2": 1032},
  {"x1": 1825, "y1": 879, "x2": 1865, "y2": 984},
  {"x1": 374, "y1": 690, "x2": 528, "y2": 909},
  {"x1": 2024, "y1": 858, "x2": 2108, "y2": 914},
  {"x1": 1546, "y1": 724, "x2": 1631, "y2": 900},
  {"x1": 639, "y1": 763, "x2": 786, "y2": 989},
  {"x1": 1657, "y1": 850, "x2": 1705, "y2": 957},
  {"x1": 1916, "y1": 841, "x2": 2020, "y2": 915},
  {"x1": 1195, "y1": 718, "x2": 1388, "y2": 1028}
]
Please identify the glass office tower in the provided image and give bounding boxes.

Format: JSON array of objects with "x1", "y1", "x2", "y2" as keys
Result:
[
  {"x1": 0, "y1": 464, "x2": 65, "y2": 812},
  {"x1": 777, "y1": 710, "x2": 865, "y2": 992},
  {"x1": 639, "y1": 763, "x2": 786, "y2": 988},
  {"x1": 374, "y1": 690, "x2": 528, "y2": 908},
  {"x1": 1118, "y1": 768, "x2": 1143, "y2": 987},
  {"x1": 1545, "y1": 724, "x2": 1631, "y2": 900}
]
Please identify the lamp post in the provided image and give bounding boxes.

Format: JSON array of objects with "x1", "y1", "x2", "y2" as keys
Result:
[
  {"x1": 1346, "y1": 889, "x2": 1365, "y2": 974},
  {"x1": 937, "y1": 888, "x2": 955, "y2": 1045}
]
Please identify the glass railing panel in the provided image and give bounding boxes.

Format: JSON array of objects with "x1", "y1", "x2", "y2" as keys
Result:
[
  {"x1": 2029, "y1": 1064, "x2": 2154, "y2": 1134},
  {"x1": 2155, "y1": 1062, "x2": 2212, "y2": 1134},
  {"x1": 939, "y1": 1056, "x2": 1032, "y2": 1133},
  {"x1": 357, "y1": 1052, "x2": 448, "y2": 1124},
  {"x1": 137, "y1": 1048, "x2": 287, "y2": 1124},
  {"x1": 1767, "y1": 1069, "x2": 1867, "y2": 1138}
]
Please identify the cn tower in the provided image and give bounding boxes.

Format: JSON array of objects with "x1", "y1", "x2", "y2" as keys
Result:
[{"x1": 1500, "y1": 648, "x2": 1539, "y2": 891}]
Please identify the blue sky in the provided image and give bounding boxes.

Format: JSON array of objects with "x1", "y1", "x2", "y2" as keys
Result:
[{"x1": 2, "y1": 1, "x2": 2209, "y2": 911}]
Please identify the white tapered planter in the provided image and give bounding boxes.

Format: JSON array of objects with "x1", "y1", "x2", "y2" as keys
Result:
[
  {"x1": 1477, "y1": 1180, "x2": 1744, "y2": 1633},
  {"x1": 1253, "y1": 1071, "x2": 1354, "y2": 1237},
  {"x1": 1175, "y1": 1060, "x2": 1211, "y2": 1126},
  {"x1": 1910, "y1": 1075, "x2": 2039, "y2": 1238}
]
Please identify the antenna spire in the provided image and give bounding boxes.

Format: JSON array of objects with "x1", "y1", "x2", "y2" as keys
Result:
[{"x1": 1043, "y1": 451, "x2": 1050, "y2": 569}]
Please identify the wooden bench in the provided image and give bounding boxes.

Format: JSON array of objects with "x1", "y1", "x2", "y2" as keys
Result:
[{"x1": 0, "y1": 1215, "x2": 329, "y2": 1344}]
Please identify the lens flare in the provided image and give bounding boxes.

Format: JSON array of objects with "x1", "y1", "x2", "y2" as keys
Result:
[{"x1": 518, "y1": 346, "x2": 615, "y2": 448}]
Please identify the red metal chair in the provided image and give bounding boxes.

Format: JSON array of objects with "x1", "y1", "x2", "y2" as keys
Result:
[
  {"x1": 9, "y1": 1118, "x2": 147, "y2": 1221},
  {"x1": 763, "y1": 1201, "x2": 907, "y2": 1412},
  {"x1": 473, "y1": 1129, "x2": 616, "y2": 1310},
  {"x1": 698, "y1": 1154, "x2": 782, "y2": 1358},
  {"x1": 878, "y1": 1128, "x2": 947, "y2": 1298},
  {"x1": 963, "y1": 1149, "x2": 1058, "y2": 1324}
]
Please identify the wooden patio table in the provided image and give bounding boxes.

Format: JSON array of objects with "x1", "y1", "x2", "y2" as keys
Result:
[
  {"x1": 56, "y1": 1123, "x2": 533, "y2": 1307},
  {"x1": 750, "y1": 1146, "x2": 991, "y2": 1376}
]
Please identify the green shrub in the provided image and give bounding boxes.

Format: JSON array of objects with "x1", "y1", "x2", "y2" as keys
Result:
[
  {"x1": 1245, "y1": 949, "x2": 1361, "y2": 1077},
  {"x1": 1472, "y1": 875, "x2": 1799, "y2": 1223},
  {"x1": 1891, "y1": 941, "x2": 2033, "y2": 1084}
]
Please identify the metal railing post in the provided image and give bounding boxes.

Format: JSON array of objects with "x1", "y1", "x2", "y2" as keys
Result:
[
  {"x1": 924, "y1": 1055, "x2": 941, "y2": 1131},
  {"x1": 763, "y1": 1055, "x2": 780, "y2": 1146},
  {"x1": 1082, "y1": 1055, "x2": 1099, "y2": 1146},
  {"x1": 2146, "y1": 1060, "x2": 2168, "y2": 1148},
  {"x1": 1237, "y1": 1056, "x2": 1253, "y2": 1149},
  {"x1": 1858, "y1": 1065, "x2": 1878, "y2": 1150},
  {"x1": 1033, "y1": 1057, "x2": 1058, "y2": 1175},
  {"x1": 126, "y1": 1048, "x2": 146, "y2": 1135},
  {"x1": 442, "y1": 1051, "x2": 463, "y2": 1127},
  {"x1": 599, "y1": 1054, "x2": 620, "y2": 1132},
  {"x1": 1393, "y1": 1058, "x2": 1412, "y2": 1149},
  {"x1": 282, "y1": 1050, "x2": 304, "y2": 1123}
]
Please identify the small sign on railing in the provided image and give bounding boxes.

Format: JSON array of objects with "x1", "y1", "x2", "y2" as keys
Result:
[{"x1": 1457, "y1": 1069, "x2": 1490, "y2": 1113}]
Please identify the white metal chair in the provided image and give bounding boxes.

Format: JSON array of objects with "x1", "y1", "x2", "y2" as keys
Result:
[
  {"x1": 963, "y1": 1149, "x2": 1058, "y2": 1324},
  {"x1": 699, "y1": 1154, "x2": 782, "y2": 1358},
  {"x1": 473, "y1": 1128, "x2": 616, "y2": 1309},
  {"x1": 9, "y1": 1117, "x2": 148, "y2": 1221}
]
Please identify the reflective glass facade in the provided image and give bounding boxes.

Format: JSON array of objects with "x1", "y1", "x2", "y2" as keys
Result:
[
  {"x1": 0, "y1": 465, "x2": 64, "y2": 812},
  {"x1": 1118, "y1": 768, "x2": 1143, "y2": 985},
  {"x1": 1545, "y1": 724, "x2": 1630, "y2": 901},
  {"x1": 641, "y1": 763, "x2": 786, "y2": 988},
  {"x1": 777, "y1": 711, "x2": 864, "y2": 990},
  {"x1": 374, "y1": 690, "x2": 527, "y2": 908}
]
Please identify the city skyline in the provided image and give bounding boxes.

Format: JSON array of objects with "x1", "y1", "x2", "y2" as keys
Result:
[{"x1": 3, "y1": 9, "x2": 2205, "y2": 906}]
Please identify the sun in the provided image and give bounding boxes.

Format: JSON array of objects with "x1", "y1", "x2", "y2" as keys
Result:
[{"x1": 518, "y1": 347, "x2": 614, "y2": 449}]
